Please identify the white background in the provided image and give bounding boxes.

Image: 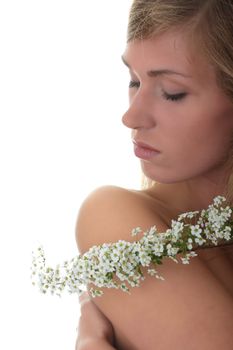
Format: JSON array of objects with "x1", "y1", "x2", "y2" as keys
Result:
[{"x1": 0, "y1": 1, "x2": 142, "y2": 349}]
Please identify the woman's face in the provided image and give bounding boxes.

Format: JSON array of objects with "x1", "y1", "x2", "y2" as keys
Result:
[{"x1": 121, "y1": 30, "x2": 233, "y2": 185}]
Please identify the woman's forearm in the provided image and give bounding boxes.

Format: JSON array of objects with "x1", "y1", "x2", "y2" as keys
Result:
[{"x1": 76, "y1": 291, "x2": 117, "y2": 349}]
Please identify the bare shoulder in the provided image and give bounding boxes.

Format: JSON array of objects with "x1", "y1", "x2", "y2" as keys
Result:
[
  {"x1": 75, "y1": 185, "x2": 168, "y2": 254},
  {"x1": 75, "y1": 186, "x2": 233, "y2": 350}
]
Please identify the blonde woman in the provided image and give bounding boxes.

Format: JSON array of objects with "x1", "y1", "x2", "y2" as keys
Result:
[{"x1": 75, "y1": 1, "x2": 233, "y2": 349}]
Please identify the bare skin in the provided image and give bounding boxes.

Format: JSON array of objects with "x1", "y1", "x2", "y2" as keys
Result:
[
  {"x1": 75, "y1": 29, "x2": 233, "y2": 349},
  {"x1": 75, "y1": 186, "x2": 233, "y2": 350},
  {"x1": 76, "y1": 291, "x2": 116, "y2": 350}
]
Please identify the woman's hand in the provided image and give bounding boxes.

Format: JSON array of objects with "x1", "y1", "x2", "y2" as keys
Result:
[{"x1": 75, "y1": 291, "x2": 116, "y2": 350}]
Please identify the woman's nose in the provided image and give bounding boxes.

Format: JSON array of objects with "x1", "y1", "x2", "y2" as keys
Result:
[{"x1": 121, "y1": 92, "x2": 156, "y2": 130}]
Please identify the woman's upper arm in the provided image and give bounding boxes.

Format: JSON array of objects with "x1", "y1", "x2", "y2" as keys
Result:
[
  {"x1": 74, "y1": 185, "x2": 170, "y2": 349},
  {"x1": 75, "y1": 185, "x2": 123, "y2": 254},
  {"x1": 75, "y1": 185, "x2": 160, "y2": 255}
]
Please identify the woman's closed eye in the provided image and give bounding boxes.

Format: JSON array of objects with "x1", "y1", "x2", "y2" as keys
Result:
[
  {"x1": 162, "y1": 91, "x2": 187, "y2": 102},
  {"x1": 128, "y1": 80, "x2": 187, "y2": 102},
  {"x1": 129, "y1": 80, "x2": 140, "y2": 89}
]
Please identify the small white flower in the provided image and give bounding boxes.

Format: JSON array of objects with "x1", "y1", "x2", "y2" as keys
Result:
[
  {"x1": 166, "y1": 243, "x2": 179, "y2": 256},
  {"x1": 153, "y1": 242, "x2": 164, "y2": 256},
  {"x1": 223, "y1": 226, "x2": 232, "y2": 240},
  {"x1": 181, "y1": 257, "x2": 190, "y2": 264},
  {"x1": 147, "y1": 268, "x2": 157, "y2": 276},
  {"x1": 155, "y1": 274, "x2": 165, "y2": 281},
  {"x1": 177, "y1": 210, "x2": 199, "y2": 221},
  {"x1": 188, "y1": 251, "x2": 198, "y2": 258},
  {"x1": 110, "y1": 248, "x2": 120, "y2": 263},
  {"x1": 190, "y1": 225, "x2": 202, "y2": 238},
  {"x1": 131, "y1": 227, "x2": 142, "y2": 236},
  {"x1": 213, "y1": 195, "x2": 226, "y2": 206},
  {"x1": 194, "y1": 237, "x2": 206, "y2": 245},
  {"x1": 186, "y1": 238, "x2": 193, "y2": 250},
  {"x1": 138, "y1": 249, "x2": 151, "y2": 266},
  {"x1": 170, "y1": 220, "x2": 184, "y2": 242}
]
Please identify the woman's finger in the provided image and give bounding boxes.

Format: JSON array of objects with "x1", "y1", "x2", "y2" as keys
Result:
[{"x1": 79, "y1": 291, "x2": 90, "y2": 304}]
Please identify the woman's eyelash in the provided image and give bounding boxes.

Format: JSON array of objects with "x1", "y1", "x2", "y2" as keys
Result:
[
  {"x1": 129, "y1": 80, "x2": 140, "y2": 88},
  {"x1": 128, "y1": 80, "x2": 187, "y2": 102},
  {"x1": 162, "y1": 91, "x2": 187, "y2": 101}
]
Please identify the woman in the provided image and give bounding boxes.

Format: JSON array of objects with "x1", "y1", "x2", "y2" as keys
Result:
[{"x1": 75, "y1": 0, "x2": 233, "y2": 349}]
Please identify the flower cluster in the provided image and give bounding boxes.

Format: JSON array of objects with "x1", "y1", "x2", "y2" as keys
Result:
[{"x1": 31, "y1": 195, "x2": 233, "y2": 298}]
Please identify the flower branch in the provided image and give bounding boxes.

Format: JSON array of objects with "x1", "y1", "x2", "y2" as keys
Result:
[{"x1": 31, "y1": 196, "x2": 233, "y2": 298}]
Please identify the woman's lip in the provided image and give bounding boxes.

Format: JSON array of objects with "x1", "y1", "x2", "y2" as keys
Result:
[
  {"x1": 132, "y1": 140, "x2": 160, "y2": 152},
  {"x1": 133, "y1": 141, "x2": 160, "y2": 160}
]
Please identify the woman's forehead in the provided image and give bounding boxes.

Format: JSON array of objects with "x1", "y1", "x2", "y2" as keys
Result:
[{"x1": 123, "y1": 31, "x2": 216, "y2": 84}]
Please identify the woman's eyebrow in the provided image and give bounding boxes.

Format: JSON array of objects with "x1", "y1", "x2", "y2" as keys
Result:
[{"x1": 121, "y1": 55, "x2": 192, "y2": 79}]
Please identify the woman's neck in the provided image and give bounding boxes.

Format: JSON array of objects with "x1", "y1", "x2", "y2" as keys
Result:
[{"x1": 146, "y1": 175, "x2": 230, "y2": 216}]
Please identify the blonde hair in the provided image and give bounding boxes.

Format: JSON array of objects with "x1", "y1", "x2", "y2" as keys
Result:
[{"x1": 127, "y1": 0, "x2": 233, "y2": 206}]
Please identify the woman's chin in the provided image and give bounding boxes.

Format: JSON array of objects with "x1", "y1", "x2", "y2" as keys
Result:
[
  {"x1": 141, "y1": 164, "x2": 181, "y2": 185},
  {"x1": 140, "y1": 162, "x2": 165, "y2": 183}
]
